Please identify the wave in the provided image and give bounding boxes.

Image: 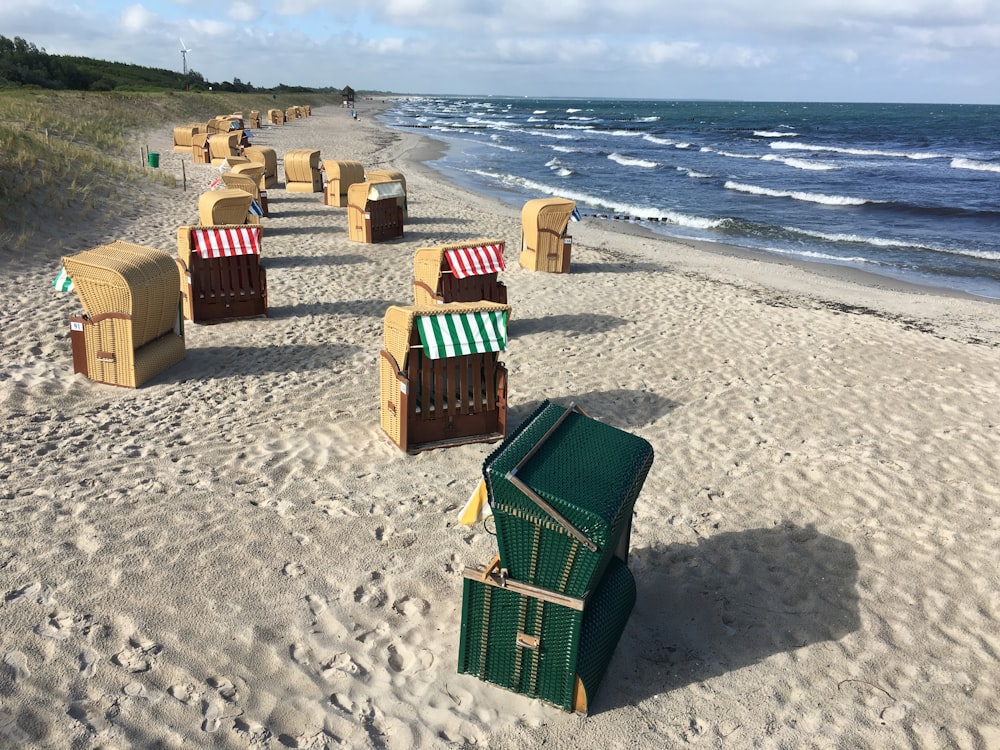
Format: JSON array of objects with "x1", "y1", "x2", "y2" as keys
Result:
[
  {"x1": 553, "y1": 123, "x2": 595, "y2": 130},
  {"x1": 677, "y1": 167, "x2": 712, "y2": 179},
  {"x1": 755, "y1": 130, "x2": 799, "y2": 138},
  {"x1": 701, "y1": 147, "x2": 758, "y2": 160},
  {"x1": 549, "y1": 145, "x2": 584, "y2": 153},
  {"x1": 533, "y1": 110, "x2": 547, "y2": 114},
  {"x1": 462, "y1": 169, "x2": 724, "y2": 229},
  {"x1": 784, "y1": 227, "x2": 1000, "y2": 260},
  {"x1": 643, "y1": 134, "x2": 675, "y2": 146},
  {"x1": 608, "y1": 153, "x2": 659, "y2": 169},
  {"x1": 545, "y1": 157, "x2": 575, "y2": 177},
  {"x1": 951, "y1": 158, "x2": 1000, "y2": 174},
  {"x1": 760, "y1": 154, "x2": 839, "y2": 171},
  {"x1": 724, "y1": 181, "x2": 872, "y2": 206},
  {"x1": 566, "y1": 108, "x2": 582, "y2": 113},
  {"x1": 769, "y1": 141, "x2": 948, "y2": 160}
]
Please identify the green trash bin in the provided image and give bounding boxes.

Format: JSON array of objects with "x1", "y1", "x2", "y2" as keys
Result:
[{"x1": 147, "y1": 152, "x2": 160, "y2": 168}]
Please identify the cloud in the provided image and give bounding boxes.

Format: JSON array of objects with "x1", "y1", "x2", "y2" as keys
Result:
[{"x1": 120, "y1": 5, "x2": 158, "y2": 35}]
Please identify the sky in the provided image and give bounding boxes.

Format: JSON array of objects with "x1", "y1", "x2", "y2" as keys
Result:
[{"x1": 2, "y1": 0, "x2": 999, "y2": 104}]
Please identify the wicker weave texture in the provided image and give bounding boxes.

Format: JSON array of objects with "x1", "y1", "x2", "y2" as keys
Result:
[
  {"x1": 198, "y1": 189, "x2": 252, "y2": 226},
  {"x1": 520, "y1": 197, "x2": 575, "y2": 272},
  {"x1": 284, "y1": 149, "x2": 322, "y2": 192},
  {"x1": 413, "y1": 240, "x2": 506, "y2": 305},
  {"x1": 63, "y1": 242, "x2": 180, "y2": 348},
  {"x1": 323, "y1": 160, "x2": 365, "y2": 207},
  {"x1": 457, "y1": 556, "x2": 635, "y2": 712},
  {"x1": 483, "y1": 400, "x2": 653, "y2": 597},
  {"x1": 244, "y1": 147, "x2": 278, "y2": 189}
]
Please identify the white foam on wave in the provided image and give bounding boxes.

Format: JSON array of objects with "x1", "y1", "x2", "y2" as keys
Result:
[
  {"x1": 554, "y1": 123, "x2": 594, "y2": 130},
  {"x1": 761, "y1": 154, "x2": 838, "y2": 171},
  {"x1": 951, "y1": 157, "x2": 1000, "y2": 174},
  {"x1": 755, "y1": 130, "x2": 799, "y2": 138},
  {"x1": 566, "y1": 108, "x2": 582, "y2": 113},
  {"x1": 549, "y1": 145, "x2": 583, "y2": 153},
  {"x1": 608, "y1": 153, "x2": 659, "y2": 169},
  {"x1": 527, "y1": 129, "x2": 576, "y2": 140},
  {"x1": 463, "y1": 170, "x2": 724, "y2": 229},
  {"x1": 643, "y1": 135, "x2": 675, "y2": 146},
  {"x1": 677, "y1": 167, "x2": 712, "y2": 179},
  {"x1": 702, "y1": 147, "x2": 757, "y2": 160},
  {"x1": 725, "y1": 181, "x2": 870, "y2": 206},
  {"x1": 770, "y1": 141, "x2": 947, "y2": 160},
  {"x1": 789, "y1": 227, "x2": 1000, "y2": 260}
]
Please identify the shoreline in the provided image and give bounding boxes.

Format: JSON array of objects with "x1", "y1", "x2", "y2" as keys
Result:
[
  {"x1": 371, "y1": 98, "x2": 1000, "y2": 346},
  {"x1": 2, "y1": 101, "x2": 999, "y2": 748}
]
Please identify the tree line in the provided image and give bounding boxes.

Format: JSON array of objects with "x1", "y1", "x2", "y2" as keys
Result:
[{"x1": 0, "y1": 35, "x2": 341, "y2": 94}]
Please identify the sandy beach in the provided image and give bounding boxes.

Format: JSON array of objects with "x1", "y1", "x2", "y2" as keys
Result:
[{"x1": 2, "y1": 100, "x2": 1000, "y2": 749}]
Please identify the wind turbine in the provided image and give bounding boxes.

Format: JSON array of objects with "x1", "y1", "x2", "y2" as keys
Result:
[{"x1": 179, "y1": 38, "x2": 191, "y2": 75}]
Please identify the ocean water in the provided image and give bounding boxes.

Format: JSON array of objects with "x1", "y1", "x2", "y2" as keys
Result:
[{"x1": 379, "y1": 98, "x2": 1000, "y2": 299}]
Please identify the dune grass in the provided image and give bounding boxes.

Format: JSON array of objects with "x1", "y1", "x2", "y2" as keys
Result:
[{"x1": 0, "y1": 89, "x2": 340, "y2": 256}]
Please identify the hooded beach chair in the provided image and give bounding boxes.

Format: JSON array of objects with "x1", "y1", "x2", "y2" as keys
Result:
[
  {"x1": 244, "y1": 146, "x2": 278, "y2": 190},
  {"x1": 520, "y1": 197, "x2": 575, "y2": 273},
  {"x1": 347, "y1": 180, "x2": 405, "y2": 243},
  {"x1": 62, "y1": 241, "x2": 185, "y2": 388},
  {"x1": 220, "y1": 173, "x2": 268, "y2": 217},
  {"x1": 458, "y1": 399, "x2": 653, "y2": 713},
  {"x1": 198, "y1": 189, "x2": 259, "y2": 226},
  {"x1": 365, "y1": 169, "x2": 408, "y2": 218},
  {"x1": 284, "y1": 149, "x2": 323, "y2": 192},
  {"x1": 173, "y1": 124, "x2": 204, "y2": 152},
  {"x1": 176, "y1": 225, "x2": 266, "y2": 323},
  {"x1": 267, "y1": 109, "x2": 284, "y2": 125},
  {"x1": 323, "y1": 160, "x2": 365, "y2": 207},
  {"x1": 412, "y1": 239, "x2": 507, "y2": 305},
  {"x1": 379, "y1": 301, "x2": 510, "y2": 453},
  {"x1": 209, "y1": 132, "x2": 245, "y2": 165}
]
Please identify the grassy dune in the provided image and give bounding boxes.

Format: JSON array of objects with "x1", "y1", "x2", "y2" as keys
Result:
[{"x1": 0, "y1": 89, "x2": 341, "y2": 254}]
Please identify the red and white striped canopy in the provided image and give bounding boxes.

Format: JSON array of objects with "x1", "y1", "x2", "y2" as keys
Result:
[
  {"x1": 444, "y1": 242, "x2": 505, "y2": 279},
  {"x1": 192, "y1": 227, "x2": 261, "y2": 258}
]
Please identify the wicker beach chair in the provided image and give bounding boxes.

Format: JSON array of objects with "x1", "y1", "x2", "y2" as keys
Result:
[
  {"x1": 285, "y1": 107, "x2": 299, "y2": 122},
  {"x1": 176, "y1": 225, "x2": 266, "y2": 323},
  {"x1": 366, "y1": 169, "x2": 408, "y2": 218},
  {"x1": 267, "y1": 109, "x2": 284, "y2": 125},
  {"x1": 173, "y1": 124, "x2": 203, "y2": 152},
  {"x1": 459, "y1": 554, "x2": 636, "y2": 713},
  {"x1": 248, "y1": 110, "x2": 261, "y2": 129},
  {"x1": 209, "y1": 132, "x2": 244, "y2": 165},
  {"x1": 198, "y1": 189, "x2": 258, "y2": 226},
  {"x1": 379, "y1": 302, "x2": 510, "y2": 453},
  {"x1": 284, "y1": 149, "x2": 323, "y2": 192},
  {"x1": 62, "y1": 241, "x2": 185, "y2": 388},
  {"x1": 457, "y1": 400, "x2": 652, "y2": 712},
  {"x1": 520, "y1": 197, "x2": 575, "y2": 273},
  {"x1": 220, "y1": 173, "x2": 267, "y2": 217},
  {"x1": 412, "y1": 239, "x2": 507, "y2": 305},
  {"x1": 347, "y1": 180, "x2": 405, "y2": 243},
  {"x1": 244, "y1": 146, "x2": 278, "y2": 190},
  {"x1": 322, "y1": 160, "x2": 365, "y2": 207}
]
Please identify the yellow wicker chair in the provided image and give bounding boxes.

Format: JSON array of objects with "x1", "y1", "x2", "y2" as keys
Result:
[
  {"x1": 220, "y1": 173, "x2": 267, "y2": 216},
  {"x1": 267, "y1": 109, "x2": 284, "y2": 125},
  {"x1": 347, "y1": 181, "x2": 404, "y2": 242},
  {"x1": 520, "y1": 197, "x2": 575, "y2": 273},
  {"x1": 209, "y1": 132, "x2": 244, "y2": 165},
  {"x1": 173, "y1": 124, "x2": 204, "y2": 152},
  {"x1": 379, "y1": 301, "x2": 510, "y2": 453},
  {"x1": 322, "y1": 160, "x2": 365, "y2": 207},
  {"x1": 284, "y1": 149, "x2": 323, "y2": 192},
  {"x1": 413, "y1": 240, "x2": 507, "y2": 305},
  {"x1": 248, "y1": 110, "x2": 261, "y2": 128},
  {"x1": 244, "y1": 146, "x2": 278, "y2": 190},
  {"x1": 62, "y1": 241, "x2": 185, "y2": 388},
  {"x1": 198, "y1": 189, "x2": 257, "y2": 226},
  {"x1": 366, "y1": 169, "x2": 408, "y2": 218},
  {"x1": 176, "y1": 225, "x2": 266, "y2": 323}
]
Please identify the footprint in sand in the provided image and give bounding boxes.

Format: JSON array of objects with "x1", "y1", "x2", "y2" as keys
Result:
[
  {"x1": 113, "y1": 638, "x2": 162, "y2": 673},
  {"x1": 3, "y1": 651, "x2": 30, "y2": 681},
  {"x1": 168, "y1": 683, "x2": 203, "y2": 705},
  {"x1": 208, "y1": 676, "x2": 239, "y2": 702},
  {"x1": 282, "y1": 562, "x2": 305, "y2": 578},
  {"x1": 79, "y1": 648, "x2": 99, "y2": 678},
  {"x1": 0, "y1": 709, "x2": 32, "y2": 744},
  {"x1": 67, "y1": 701, "x2": 110, "y2": 734},
  {"x1": 391, "y1": 596, "x2": 430, "y2": 617},
  {"x1": 201, "y1": 699, "x2": 224, "y2": 733}
]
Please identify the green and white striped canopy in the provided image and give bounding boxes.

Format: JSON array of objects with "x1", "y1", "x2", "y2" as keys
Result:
[{"x1": 416, "y1": 310, "x2": 508, "y2": 360}]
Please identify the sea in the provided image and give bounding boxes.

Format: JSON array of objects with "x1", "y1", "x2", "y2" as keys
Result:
[{"x1": 378, "y1": 98, "x2": 1000, "y2": 300}]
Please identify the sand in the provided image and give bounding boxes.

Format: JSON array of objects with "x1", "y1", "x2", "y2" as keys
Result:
[{"x1": 2, "y1": 99, "x2": 1000, "y2": 750}]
